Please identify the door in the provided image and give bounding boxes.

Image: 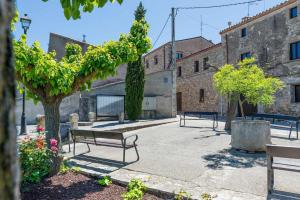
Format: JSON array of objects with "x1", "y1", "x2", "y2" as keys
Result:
[{"x1": 177, "y1": 92, "x2": 182, "y2": 112}]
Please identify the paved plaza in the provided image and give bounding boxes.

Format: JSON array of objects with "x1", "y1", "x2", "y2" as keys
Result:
[{"x1": 62, "y1": 117, "x2": 300, "y2": 200}]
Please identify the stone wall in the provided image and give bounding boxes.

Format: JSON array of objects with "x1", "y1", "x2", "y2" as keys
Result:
[
  {"x1": 221, "y1": 0, "x2": 300, "y2": 115},
  {"x1": 176, "y1": 45, "x2": 225, "y2": 113},
  {"x1": 144, "y1": 37, "x2": 214, "y2": 75},
  {"x1": 15, "y1": 92, "x2": 80, "y2": 125}
]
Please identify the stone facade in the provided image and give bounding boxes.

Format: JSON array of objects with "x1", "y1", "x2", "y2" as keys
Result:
[
  {"x1": 144, "y1": 37, "x2": 214, "y2": 75},
  {"x1": 176, "y1": 44, "x2": 225, "y2": 113},
  {"x1": 220, "y1": 0, "x2": 300, "y2": 115}
]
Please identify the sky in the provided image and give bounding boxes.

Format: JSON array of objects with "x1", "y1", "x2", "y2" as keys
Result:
[{"x1": 15, "y1": 0, "x2": 284, "y2": 51}]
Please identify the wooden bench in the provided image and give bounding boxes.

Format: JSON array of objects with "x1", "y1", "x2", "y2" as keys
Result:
[
  {"x1": 249, "y1": 113, "x2": 299, "y2": 139},
  {"x1": 266, "y1": 144, "x2": 300, "y2": 194},
  {"x1": 69, "y1": 129, "x2": 139, "y2": 163},
  {"x1": 180, "y1": 111, "x2": 219, "y2": 130}
]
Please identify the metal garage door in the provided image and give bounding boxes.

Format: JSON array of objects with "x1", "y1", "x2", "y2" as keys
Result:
[{"x1": 96, "y1": 95, "x2": 124, "y2": 117}]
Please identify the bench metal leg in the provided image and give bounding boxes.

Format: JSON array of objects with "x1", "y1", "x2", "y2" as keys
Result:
[
  {"x1": 267, "y1": 155, "x2": 274, "y2": 194},
  {"x1": 289, "y1": 122, "x2": 293, "y2": 139},
  {"x1": 123, "y1": 135, "x2": 139, "y2": 163},
  {"x1": 73, "y1": 137, "x2": 76, "y2": 156}
]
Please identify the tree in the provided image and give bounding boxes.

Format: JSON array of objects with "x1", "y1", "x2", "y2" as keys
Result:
[
  {"x1": 125, "y1": 2, "x2": 148, "y2": 121},
  {"x1": 213, "y1": 58, "x2": 283, "y2": 130},
  {"x1": 43, "y1": 0, "x2": 124, "y2": 20},
  {"x1": 14, "y1": 19, "x2": 151, "y2": 162},
  {"x1": 0, "y1": 1, "x2": 20, "y2": 199},
  {"x1": 1, "y1": 1, "x2": 127, "y2": 198}
]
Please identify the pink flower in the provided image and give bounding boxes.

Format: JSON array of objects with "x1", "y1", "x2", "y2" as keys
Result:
[
  {"x1": 36, "y1": 125, "x2": 45, "y2": 132},
  {"x1": 50, "y1": 139, "x2": 58, "y2": 147},
  {"x1": 51, "y1": 146, "x2": 58, "y2": 153}
]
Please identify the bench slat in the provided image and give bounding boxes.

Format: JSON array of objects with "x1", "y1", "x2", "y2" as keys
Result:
[
  {"x1": 71, "y1": 129, "x2": 124, "y2": 140},
  {"x1": 267, "y1": 144, "x2": 300, "y2": 159},
  {"x1": 273, "y1": 164, "x2": 300, "y2": 173}
]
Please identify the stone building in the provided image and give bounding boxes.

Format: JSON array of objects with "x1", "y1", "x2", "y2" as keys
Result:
[
  {"x1": 176, "y1": 44, "x2": 224, "y2": 113},
  {"x1": 220, "y1": 0, "x2": 300, "y2": 115},
  {"x1": 174, "y1": 0, "x2": 300, "y2": 116},
  {"x1": 144, "y1": 36, "x2": 214, "y2": 75}
]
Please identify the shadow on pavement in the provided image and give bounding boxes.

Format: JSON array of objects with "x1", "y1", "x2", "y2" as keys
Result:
[
  {"x1": 68, "y1": 154, "x2": 129, "y2": 174},
  {"x1": 268, "y1": 190, "x2": 300, "y2": 200},
  {"x1": 202, "y1": 148, "x2": 266, "y2": 169}
]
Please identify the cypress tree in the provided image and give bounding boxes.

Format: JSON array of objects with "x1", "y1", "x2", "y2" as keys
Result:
[{"x1": 125, "y1": 2, "x2": 147, "y2": 120}]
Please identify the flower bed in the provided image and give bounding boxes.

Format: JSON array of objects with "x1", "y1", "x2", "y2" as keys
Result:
[
  {"x1": 19, "y1": 127, "x2": 59, "y2": 184},
  {"x1": 21, "y1": 171, "x2": 163, "y2": 200}
]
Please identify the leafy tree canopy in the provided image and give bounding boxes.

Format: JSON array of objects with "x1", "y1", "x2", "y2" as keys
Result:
[
  {"x1": 213, "y1": 57, "x2": 283, "y2": 106},
  {"x1": 42, "y1": 0, "x2": 123, "y2": 20},
  {"x1": 14, "y1": 19, "x2": 151, "y2": 104}
]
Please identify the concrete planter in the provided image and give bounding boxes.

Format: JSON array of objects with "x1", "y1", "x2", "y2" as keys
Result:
[{"x1": 231, "y1": 120, "x2": 271, "y2": 152}]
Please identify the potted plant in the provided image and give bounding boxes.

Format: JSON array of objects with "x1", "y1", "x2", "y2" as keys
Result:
[{"x1": 213, "y1": 58, "x2": 283, "y2": 151}]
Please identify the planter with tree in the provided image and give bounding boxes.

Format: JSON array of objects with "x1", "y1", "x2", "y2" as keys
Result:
[{"x1": 213, "y1": 58, "x2": 283, "y2": 151}]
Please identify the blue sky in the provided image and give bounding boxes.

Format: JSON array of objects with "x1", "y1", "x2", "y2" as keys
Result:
[{"x1": 15, "y1": 0, "x2": 284, "y2": 51}]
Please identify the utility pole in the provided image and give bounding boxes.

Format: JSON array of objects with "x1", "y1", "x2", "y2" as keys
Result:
[
  {"x1": 200, "y1": 15, "x2": 203, "y2": 36},
  {"x1": 171, "y1": 7, "x2": 177, "y2": 117}
]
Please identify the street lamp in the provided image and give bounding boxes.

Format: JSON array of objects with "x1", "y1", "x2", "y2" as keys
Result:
[{"x1": 20, "y1": 14, "x2": 31, "y2": 135}]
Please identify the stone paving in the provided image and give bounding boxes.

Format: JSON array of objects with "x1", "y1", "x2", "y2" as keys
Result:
[{"x1": 62, "y1": 117, "x2": 300, "y2": 200}]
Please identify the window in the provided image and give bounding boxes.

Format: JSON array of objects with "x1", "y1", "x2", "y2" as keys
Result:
[
  {"x1": 194, "y1": 61, "x2": 199, "y2": 72},
  {"x1": 145, "y1": 60, "x2": 149, "y2": 68},
  {"x1": 241, "y1": 52, "x2": 251, "y2": 61},
  {"x1": 176, "y1": 52, "x2": 183, "y2": 60},
  {"x1": 290, "y1": 7, "x2": 298, "y2": 19},
  {"x1": 203, "y1": 57, "x2": 209, "y2": 70},
  {"x1": 241, "y1": 28, "x2": 247, "y2": 37},
  {"x1": 199, "y1": 89, "x2": 204, "y2": 102},
  {"x1": 177, "y1": 66, "x2": 182, "y2": 77},
  {"x1": 154, "y1": 55, "x2": 158, "y2": 65},
  {"x1": 295, "y1": 85, "x2": 300, "y2": 103},
  {"x1": 290, "y1": 41, "x2": 300, "y2": 60}
]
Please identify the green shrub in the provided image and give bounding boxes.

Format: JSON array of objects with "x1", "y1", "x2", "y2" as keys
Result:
[
  {"x1": 19, "y1": 135, "x2": 58, "y2": 184},
  {"x1": 122, "y1": 179, "x2": 147, "y2": 200},
  {"x1": 175, "y1": 189, "x2": 192, "y2": 200},
  {"x1": 98, "y1": 176, "x2": 112, "y2": 187},
  {"x1": 201, "y1": 193, "x2": 213, "y2": 200}
]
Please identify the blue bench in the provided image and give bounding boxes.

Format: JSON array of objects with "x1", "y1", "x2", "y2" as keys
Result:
[
  {"x1": 249, "y1": 113, "x2": 299, "y2": 139},
  {"x1": 180, "y1": 111, "x2": 219, "y2": 130}
]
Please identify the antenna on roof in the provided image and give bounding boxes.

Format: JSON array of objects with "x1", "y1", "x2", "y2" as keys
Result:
[{"x1": 82, "y1": 34, "x2": 86, "y2": 43}]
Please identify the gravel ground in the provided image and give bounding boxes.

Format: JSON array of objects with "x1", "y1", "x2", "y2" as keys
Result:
[{"x1": 21, "y1": 172, "x2": 163, "y2": 200}]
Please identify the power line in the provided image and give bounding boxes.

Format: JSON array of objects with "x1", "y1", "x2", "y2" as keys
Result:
[
  {"x1": 153, "y1": 14, "x2": 171, "y2": 48},
  {"x1": 176, "y1": 0, "x2": 263, "y2": 10}
]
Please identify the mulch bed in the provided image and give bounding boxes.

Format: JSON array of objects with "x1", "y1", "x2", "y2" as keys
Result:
[{"x1": 21, "y1": 172, "x2": 164, "y2": 200}]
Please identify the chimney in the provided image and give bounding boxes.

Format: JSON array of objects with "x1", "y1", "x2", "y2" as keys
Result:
[
  {"x1": 82, "y1": 34, "x2": 86, "y2": 43},
  {"x1": 227, "y1": 21, "x2": 232, "y2": 27}
]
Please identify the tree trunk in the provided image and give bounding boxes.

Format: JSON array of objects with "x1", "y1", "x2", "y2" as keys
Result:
[
  {"x1": 0, "y1": 1, "x2": 20, "y2": 199},
  {"x1": 225, "y1": 97, "x2": 238, "y2": 131},
  {"x1": 43, "y1": 102, "x2": 61, "y2": 149}
]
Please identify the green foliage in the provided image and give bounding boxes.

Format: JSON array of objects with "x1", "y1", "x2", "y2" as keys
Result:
[
  {"x1": 122, "y1": 179, "x2": 147, "y2": 200},
  {"x1": 11, "y1": 10, "x2": 19, "y2": 31},
  {"x1": 213, "y1": 57, "x2": 283, "y2": 116},
  {"x1": 42, "y1": 0, "x2": 124, "y2": 20},
  {"x1": 175, "y1": 189, "x2": 192, "y2": 200},
  {"x1": 59, "y1": 162, "x2": 71, "y2": 174},
  {"x1": 19, "y1": 135, "x2": 55, "y2": 183},
  {"x1": 201, "y1": 193, "x2": 213, "y2": 200},
  {"x1": 125, "y1": 2, "x2": 148, "y2": 120},
  {"x1": 134, "y1": 2, "x2": 146, "y2": 21},
  {"x1": 14, "y1": 19, "x2": 151, "y2": 104},
  {"x1": 98, "y1": 176, "x2": 112, "y2": 186}
]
